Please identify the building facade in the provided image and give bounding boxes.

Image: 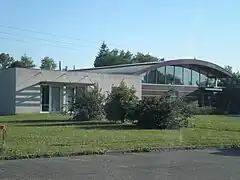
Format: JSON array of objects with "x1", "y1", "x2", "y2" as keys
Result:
[
  {"x1": 0, "y1": 68, "x2": 141, "y2": 115},
  {"x1": 0, "y1": 59, "x2": 232, "y2": 115},
  {"x1": 76, "y1": 59, "x2": 232, "y2": 107}
]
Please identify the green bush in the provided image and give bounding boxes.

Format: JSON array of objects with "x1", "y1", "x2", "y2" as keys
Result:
[
  {"x1": 134, "y1": 90, "x2": 193, "y2": 129},
  {"x1": 105, "y1": 81, "x2": 138, "y2": 123},
  {"x1": 68, "y1": 84, "x2": 105, "y2": 121},
  {"x1": 188, "y1": 103, "x2": 215, "y2": 115}
]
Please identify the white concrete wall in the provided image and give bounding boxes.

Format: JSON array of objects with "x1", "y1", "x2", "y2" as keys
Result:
[
  {"x1": 0, "y1": 68, "x2": 16, "y2": 115},
  {"x1": 15, "y1": 68, "x2": 141, "y2": 114}
]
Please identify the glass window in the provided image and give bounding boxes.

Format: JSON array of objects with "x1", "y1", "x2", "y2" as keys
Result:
[
  {"x1": 156, "y1": 67, "x2": 165, "y2": 84},
  {"x1": 67, "y1": 87, "x2": 75, "y2": 105},
  {"x1": 41, "y1": 85, "x2": 49, "y2": 112},
  {"x1": 199, "y1": 70, "x2": 208, "y2": 87},
  {"x1": 141, "y1": 72, "x2": 147, "y2": 83},
  {"x1": 166, "y1": 66, "x2": 174, "y2": 84},
  {"x1": 174, "y1": 66, "x2": 183, "y2": 85},
  {"x1": 192, "y1": 69, "x2": 200, "y2": 86},
  {"x1": 208, "y1": 77, "x2": 216, "y2": 87},
  {"x1": 147, "y1": 69, "x2": 157, "y2": 84},
  {"x1": 183, "y1": 68, "x2": 192, "y2": 85}
]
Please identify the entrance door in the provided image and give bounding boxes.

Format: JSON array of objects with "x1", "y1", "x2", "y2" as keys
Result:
[
  {"x1": 51, "y1": 86, "x2": 61, "y2": 112},
  {"x1": 41, "y1": 85, "x2": 49, "y2": 112},
  {"x1": 67, "y1": 87, "x2": 75, "y2": 105}
]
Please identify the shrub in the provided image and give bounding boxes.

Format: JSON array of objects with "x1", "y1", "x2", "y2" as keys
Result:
[
  {"x1": 134, "y1": 90, "x2": 193, "y2": 129},
  {"x1": 68, "y1": 84, "x2": 105, "y2": 121},
  {"x1": 105, "y1": 81, "x2": 139, "y2": 123},
  {"x1": 188, "y1": 103, "x2": 215, "y2": 115}
]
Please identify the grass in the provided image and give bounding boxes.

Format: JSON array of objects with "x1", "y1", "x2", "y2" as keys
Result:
[{"x1": 1, "y1": 114, "x2": 240, "y2": 159}]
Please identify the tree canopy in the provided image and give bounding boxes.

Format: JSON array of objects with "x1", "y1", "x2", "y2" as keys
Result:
[
  {"x1": 131, "y1": 52, "x2": 164, "y2": 63},
  {"x1": 218, "y1": 66, "x2": 240, "y2": 87},
  {"x1": 94, "y1": 42, "x2": 163, "y2": 67},
  {"x1": 40, "y1": 56, "x2": 57, "y2": 70},
  {"x1": 9, "y1": 54, "x2": 36, "y2": 68},
  {"x1": 0, "y1": 53, "x2": 15, "y2": 69}
]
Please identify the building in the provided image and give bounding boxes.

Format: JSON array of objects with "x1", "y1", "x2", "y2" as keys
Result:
[{"x1": 0, "y1": 59, "x2": 232, "y2": 115}]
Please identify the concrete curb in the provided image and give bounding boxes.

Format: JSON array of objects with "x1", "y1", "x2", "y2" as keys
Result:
[
  {"x1": 104, "y1": 145, "x2": 240, "y2": 155},
  {"x1": 1, "y1": 145, "x2": 240, "y2": 160}
]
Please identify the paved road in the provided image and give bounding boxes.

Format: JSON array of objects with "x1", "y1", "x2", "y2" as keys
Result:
[{"x1": 0, "y1": 148, "x2": 240, "y2": 180}]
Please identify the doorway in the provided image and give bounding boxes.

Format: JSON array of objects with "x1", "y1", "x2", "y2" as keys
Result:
[
  {"x1": 67, "y1": 87, "x2": 75, "y2": 105},
  {"x1": 51, "y1": 86, "x2": 61, "y2": 112},
  {"x1": 41, "y1": 85, "x2": 49, "y2": 112}
]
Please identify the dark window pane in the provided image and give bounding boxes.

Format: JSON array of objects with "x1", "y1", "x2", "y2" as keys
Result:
[
  {"x1": 192, "y1": 69, "x2": 200, "y2": 86},
  {"x1": 141, "y1": 72, "x2": 147, "y2": 83},
  {"x1": 208, "y1": 78, "x2": 216, "y2": 87},
  {"x1": 147, "y1": 70, "x2": 157, "y2": 84},
  {"x1": 157, "y1": 67, "x2": 165, "y2": 84},
  {"x1": 183, "y1": 68, "x2": 192, "y2": 85},
  {"x1": 199, "y1": 70, "x2": 208, "y2": 87},
  {"x1": 166, "y1": 66, "x2": 174, "y2": 84},
  {"x1": 67, "y1": 87, "x2": 75, "y2": 104},
  {"x1": 174, "y1": 66, "x2": 183, "y2": 85},
  {"x1": 41, "y1": 85, "x2": 49, "y2": 112}
]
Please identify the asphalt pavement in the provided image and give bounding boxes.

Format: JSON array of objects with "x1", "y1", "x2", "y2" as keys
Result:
[{"x1": 0, "y1": 148, "x2": 240, "y2": 180}]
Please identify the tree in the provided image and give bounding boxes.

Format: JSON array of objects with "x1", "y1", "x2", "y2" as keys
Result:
[
  {"x1": 105, "y1": 49, "x2": 132, "y2": 66},
  {"x1": 0, "y1": 53, "x2": 15, "y2": 69},
  {"x1": 134, "y1": 90, "x2": 192, "y2": 129},
  {"x1": 131, "y1": 52, "x2": 162, "y2": 63},
  {"x1": 40, "y1": 56, "x2": 57, "y2": 70},
  {"x1": 9, "y1": 54, "x2": 36, "y2": 68},
  {"x1": 68, "y1": 85, "x2": 105, "y2": 121},
  {"x1": 218, "y1": 66, "x2": 240, "y2": 87},
  {"x1": 224, "y1": 65, "x2": 233, "y2": 73},
  {"x1": 105, "y1": 81, "x2": 139, "y2": 123},
  {"x1": 94, "y1": 42, "x2": 109, "y2": 67},
  {"x1": 9, "y1": 61, "x2": 22, "y2": 68},
  {"x1": 94, "y1": 42, "x2": 162, "y2": 67},
  {"x1": 94, "y1": 42, "x2": 133, "y2": 67},
  {"x1": 20, "y1": 54, "x2": 36, "y2": 68}
]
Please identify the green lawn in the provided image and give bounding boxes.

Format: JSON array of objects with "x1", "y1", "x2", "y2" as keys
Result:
[{"x1": 1, "y1": 114, "x2": 240, "y2": 159}]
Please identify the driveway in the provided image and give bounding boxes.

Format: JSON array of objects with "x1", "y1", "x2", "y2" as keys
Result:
[{"x1": 0, "y1": 148, "x2": 240, "y2": 180}]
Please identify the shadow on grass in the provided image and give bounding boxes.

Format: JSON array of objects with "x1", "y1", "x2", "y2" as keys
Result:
[
  {"x1": 210, "y1": 148, "x2": 240, "y2": 157},
  {"x1": 1, "y1": 119, "x2": 72, "y2": 124},
  {"x1": 76, "y1": 124, "x2": 138, "y2": 130},
  {"x1": 15, "y1": 121, "x2": 118, "y2": 127},
  {"x1": 196, "y1": 126, "x2": 240, "y2": 133},
  {"x1": 16, "y1": 122, "x2": 139, "y2": 130},
  {"x1": 224, "y1": 115, "x2": 240, "y2": 117}
]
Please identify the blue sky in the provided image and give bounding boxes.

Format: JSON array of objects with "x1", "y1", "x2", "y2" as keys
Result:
[{"x1": 0, "y1": 0, "x2": 239, "y2": 70}]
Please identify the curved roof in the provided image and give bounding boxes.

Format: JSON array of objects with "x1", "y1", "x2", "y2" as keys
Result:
[{"x1": 74, "y1": 59, "x2": 232, "y2": 78}]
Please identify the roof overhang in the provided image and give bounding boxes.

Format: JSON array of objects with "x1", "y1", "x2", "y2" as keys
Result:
[
  {"x1": 39, "y1": 81, "x2": 94, "y2": 86},
  {"x1": 135, "y1": 59, "x2": 232, "y2": 78},
  {"x1": 71, "y1": 59, "x2": 232, "y2": 78}
]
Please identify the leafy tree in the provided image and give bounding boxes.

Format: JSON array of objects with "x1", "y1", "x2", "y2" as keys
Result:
[
  {"x1": 94, "y1": 42, "x2": 162, "y2": 67},
  {"x1": 20, "y1": 54, "x2": 36, "y2": 68},
  {"x1": 9, "y1": 54, "x2": 36, "y2": 68},
  {"x1": 224, "y1": 65, "x2": 233, "y2": 73},
  {"x1": 214, "y1": 65, "x2": 240, "y2": 114},
  {"x1": 0, "y1": 53, "x2": 15, "y2": 69},
  {"x1": 94, "y1": 42, "x2": 109, "y2": 67},
  {"x1": 218, "y1": 65, "x2": 240, "y2": 87},
  {"x1": 68, "y1": 84, "x2": 105, "y2": 121},
  {"x1": 94, "y1": 42, "x2": 133, "y2": 67},
  {"x1": 105, "y1": 81, "x2": 139, "y2": 123},
  {"x1": 131, "y1": 52, "x2": 163, "y2": 63},
  {"x1": 9, "y1": 61, "x2": 21, "y2": 68},
  {"x1": 134, "y1": 89, "x2": 192, "y2": 129},
  {"x1": 40, "y1": 56, "x2": 57, "y2": 70},
  {"x1": 106, "y1": 49, "x2": 132, "y2": 66}
]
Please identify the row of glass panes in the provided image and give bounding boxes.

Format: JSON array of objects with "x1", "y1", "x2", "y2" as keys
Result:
[{"x1": 142, "y1": 66, "x2": 216, "y2": 86}]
